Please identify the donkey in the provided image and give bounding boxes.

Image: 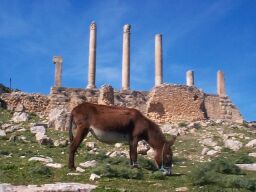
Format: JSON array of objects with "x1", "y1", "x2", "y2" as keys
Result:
[{"x1": 68, "y1": 102, "x2": 176, "y2": 175}]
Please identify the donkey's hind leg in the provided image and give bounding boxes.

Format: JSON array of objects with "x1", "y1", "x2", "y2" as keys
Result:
[{"x1": 68, "y1": 125, "x2": 89, "y2": 170}]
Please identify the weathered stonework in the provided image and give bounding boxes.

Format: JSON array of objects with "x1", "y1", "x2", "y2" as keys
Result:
[
  {"x1": 0, "y1": 84, "x2": 243, "y2": 130},
  {"x1": 204, "y1": 94, "x2": 243, "y2": 123},
  {"x1": 0, "y1": 92, "x2": 49, "y2": 117},
  {"x1": 98, "y1": 85, "x2": 114, "y2": 105},
  {"x1": 147, "y1": 84, "x2": 206, "y2": 123}
]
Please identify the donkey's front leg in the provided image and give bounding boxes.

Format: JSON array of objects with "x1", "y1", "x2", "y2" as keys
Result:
[{"x1": 129, "y1": 138, "x2": 139, "y2": 168}]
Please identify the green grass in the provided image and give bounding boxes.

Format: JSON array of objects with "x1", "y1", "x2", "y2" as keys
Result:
[{"x1": 0, "y1": 108, "x2": 12, "y2": 124}]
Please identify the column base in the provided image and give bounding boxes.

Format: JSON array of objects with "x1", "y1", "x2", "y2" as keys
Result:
[{"x1": 86, "y1": 84, "x2": 96, "y2": 89}]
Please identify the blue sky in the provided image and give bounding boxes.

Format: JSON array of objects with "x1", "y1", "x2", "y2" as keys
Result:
[{"x1": 0, "y1": 0, "x2": 255, "y2": 121}]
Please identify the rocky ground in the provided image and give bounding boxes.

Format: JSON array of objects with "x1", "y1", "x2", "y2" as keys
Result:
[{"x1": 0, "y1": 108, "x2": 256, "y2": 192}]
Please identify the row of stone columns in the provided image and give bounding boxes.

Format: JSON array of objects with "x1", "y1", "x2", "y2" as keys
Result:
[{"x1": 52, "y1": 21, "x2": 226, "y2": 97}]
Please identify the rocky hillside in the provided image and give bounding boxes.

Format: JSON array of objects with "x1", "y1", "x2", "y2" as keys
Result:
[
  {"x1": 0, "y1": 83, "x2": 12, "y2": 94},
  {"x1": 0, "y1": 108, "x2": 256, "y2": 192}
]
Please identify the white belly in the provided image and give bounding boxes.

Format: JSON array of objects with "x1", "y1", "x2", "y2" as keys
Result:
[{"x1": 89, "y1": 127, "x2": 129, "y2": 144}]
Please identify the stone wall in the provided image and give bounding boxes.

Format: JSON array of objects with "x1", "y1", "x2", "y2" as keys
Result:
[
  {"x1": 146, "y1": 84, "x2": 206, "y2": 123},
  {"x1": 204, "y1": 94, "x2": 243, "y2": 123},
  {"x1": 49, "y1": 86, "x2": 149, "y2": 113},
  {"x1": 0, "y1": 92, "x2": 49, "y2": 117},
  {"x1": 0, "y1": 84, "x2": 244, "y2": 129}
]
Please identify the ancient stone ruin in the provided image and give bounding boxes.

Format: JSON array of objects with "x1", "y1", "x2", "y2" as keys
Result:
[{"x1": 0, "y1": 21, "x2": 243, "y2": 131}]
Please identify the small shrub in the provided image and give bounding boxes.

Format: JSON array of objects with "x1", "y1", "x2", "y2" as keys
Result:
[
  {"x1": 190, "y1": 157, "x2": 256, "y2": 191},
  {"x1": 211, "y1": 158, "x2": 241, "y2": 175},
  {"x1": 30, "y1": 165, "x2": 52, "y2": 177},
  {"x1": 91, "y1": 164, "x2": 143, "y2": 179},
  {"x1": 0, "y1": 150, "x2": 10, "y2": 156},
  {"x1": 138, "y1": 157, "x2": 157, "y2": 171},
  {"x1": 235, "y1": 154, "x2": 254, "y2": 164},
  {"x1": 150, "y1": 171, "x2": 166, "y2": 180}
]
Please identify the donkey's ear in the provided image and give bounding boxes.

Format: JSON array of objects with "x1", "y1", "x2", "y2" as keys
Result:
[{"x1": 168, "y1": 136, "x2": 176, "y2": 146}]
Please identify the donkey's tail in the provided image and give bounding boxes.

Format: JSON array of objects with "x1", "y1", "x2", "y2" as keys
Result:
[{"x1": 69, "y1": 113, "x2": 74, "y2": 142}]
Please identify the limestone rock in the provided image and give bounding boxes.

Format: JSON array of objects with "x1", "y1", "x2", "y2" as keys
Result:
[
  {"x1": 79, "y1": 160, "x2": 97, "y2": 168},
  {"x1": 175, "y1": 187, "x2": 188, "y2": 192},
  {"x1": 5, "y1": 125, "x2": 21, "y2": 133},
  {"x1": 86, "y1": 142, "x2": 97, "y2": 150},
  {"x1": 224, "y1": 139, "x2": 243, "y2": 151},
  {"x1": 115, "y1": 143, "x2": 123, "y2": 148},
  {"x1": 1, "y1": 123, "x2": 12, "y2": 130},
  {"x1": 146, "y1": 148, "x2": 155, "y2": 159},
  {"x1": 54, "y1": 139, "x2": 68, "y2": 147},
  {"x1": 48, "y1": 107, "x2": 69, "y2": 131},
  {"x1": 137, "y1": 140, "x2": 150, "y2": 155},
  {"x1": 108, "y1": 151, "x2": 128, "y2": 158},
  {"x1": 206, "y1": 150, "x2": 219, "y2": 156},
  {"x1": 0, "y1": 130, "x2": 6, "y2": 137},
  {"x1": 201, "y1": 147, "x2": 209, "y2": 155},
  {"x1": 30, "y1": 126, "x2": 46, "y2": 135},
  {"x1": 235, "y1": 163, "x2": 256, "y2": 171},
  {"x1": 45, "y1": 163, "x2": 63, "y2": 169},
  {"x1": 90, "y1": 173, "x2": 101, "y2": 181},
  {"x1": 15, "y1": 103, "x2": 25, "y2": 112},
  {"x1": 245, "y1": 139, "x2": 256, "y2": 148},
  {"x1": 0, "y1": 183, "x2": 96, "y2": 192},
  {"x1": 76, "y1": 167, "x2": 85, "y2": 173},
  {"x1": 28, "y1": 156, "x2": 53, "y2": 163},
  {"x1": 213, "y1": 146, "x2": 222, "y2": 151},
  {"x1": 12, "y1": 112, "x2": 29, "y2": 122},
  {"x1": 201, "y1": 138, "x2": 217, "y2": 147},
  {"x1": 248, "y1": 153, "x2": 256, "y2": 158},
  {"x1": 67, "y1": 173, "x2": 82, "y2": 176}
]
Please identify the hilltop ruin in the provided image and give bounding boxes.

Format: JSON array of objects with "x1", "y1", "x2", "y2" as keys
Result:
[{"x1": 0, "y1": 22, "x2": 243, "y2": 130}]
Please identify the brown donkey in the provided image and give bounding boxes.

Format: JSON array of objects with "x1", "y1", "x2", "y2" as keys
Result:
[{"x1": 68, "y1": 102, "x2": 176, "y2": 175}]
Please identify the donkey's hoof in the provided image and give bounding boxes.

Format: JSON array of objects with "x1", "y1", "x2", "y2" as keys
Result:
[
  {"x1": 131, "y1": 164, "x2": 140, "y2": 169},
  {"x1": 68, "y1": 166, "x2": 76, "y2": 171}
]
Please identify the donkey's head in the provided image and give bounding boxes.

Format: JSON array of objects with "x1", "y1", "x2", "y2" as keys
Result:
[{"x1": 155, "y1": 136, "x2": 176, "y2": 176}]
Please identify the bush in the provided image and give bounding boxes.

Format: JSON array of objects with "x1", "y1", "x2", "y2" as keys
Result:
[
  {"x1": 0, "y1": 150, "x2": 10, "y2": 156},
  {"x1": 138, "y1": 157, "x2": 157, "y2": 171},
  {"x1": 91, "y1": 164, "x2": 143, "y2": 179},
  {"x1": 190, "y1": 157, "x2": 256, "y2": 191},
  {"x1": 150, "y1": 171, "x2": 166, "y2": 180},
  {"x1": 30, "y1": 166, "x2": 52, "y2": 177},
  {"x1": 234, "y1": 154, "x2": 254, "y2": 164}
]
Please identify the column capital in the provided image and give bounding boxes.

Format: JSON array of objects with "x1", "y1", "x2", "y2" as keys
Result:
[
  {"x1": 123, "y1": 24, "x2": 131, "y2": 33},
  {"x1": 90, "y1": 21, "x2": 96, "y2": 30},
  {"x1": 53, "y1": 56, "x2": 63, "y2": 64}
]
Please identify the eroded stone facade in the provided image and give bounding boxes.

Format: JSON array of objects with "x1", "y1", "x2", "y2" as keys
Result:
[
  {"x1": 0, "y1": 84, "x2": 243, "y2": 130},
  {"x1": 147, "y1": 84, "x2": 206, "y2": 123}
]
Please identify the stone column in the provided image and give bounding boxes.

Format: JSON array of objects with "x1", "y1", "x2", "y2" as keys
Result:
[
  {"x1": 122, "y1": 24, "x2": 131, "y2": 90},
  {"x1": 186, "y1": 70, "x2": 194, "y2": 86},
  {"x1": 53, "y1": 56, "x2": 63, "y2": 87},
  {"x1": 217, "y1": 70, "x2": 226, "y2": 96},
  {"x1": 87, "y1": 21, "x2": 97, "y2": 89},
  {"x1": 155, "y1": 34, "x2": 163, "y2": 86}
]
